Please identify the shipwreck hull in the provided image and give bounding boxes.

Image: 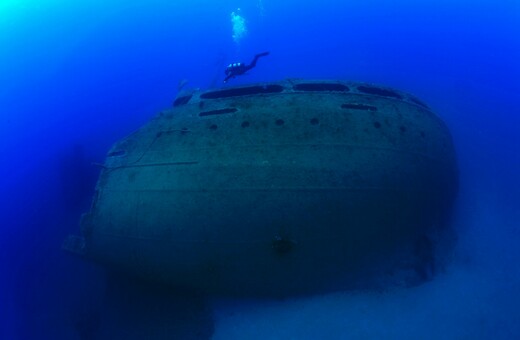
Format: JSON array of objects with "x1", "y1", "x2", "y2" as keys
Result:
[{"x1": 66, "y1": 79, "x2": 458, "y2": 296}]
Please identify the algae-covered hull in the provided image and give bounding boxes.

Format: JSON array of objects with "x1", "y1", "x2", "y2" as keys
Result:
[{"x1": 65, "y1": 79, "x2": 458, "y2": 296}]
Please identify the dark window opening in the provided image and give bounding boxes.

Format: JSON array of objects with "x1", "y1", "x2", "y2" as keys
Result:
[
  {"x1": 241, "y1": 121, "x2": 250, "y2": 128},
  {"x1": 400, "y1": 126, "x2": 407, "y2": 133},
  {"x1": 199, "y1": 108, "x2": 238, "y2": 117},
  {"x1": 373, "y1": 122, "x2": 381, "y2": 129},
  {"x1": 341, "y1": 103, "x2": 378, "y2": 111},
  {"x1": 108, "y1": 150, "x2": 126, "y2": 157},
  {"x1": 173, "y1": 94, "x2": 192, "y2": 107},
  {"x1": 310, "y1": 118, "x2": 319, "y2": 125},
  {"x1": 275, "y1": 119, "x2": 285, "y2": 126},
  {"x1": 209, "y1": 124, "x2": 218, "y2": 130},
  {"x1": 293, "y1": 83, "x2": 349, "y2": 92},
  {"x1": 357, "y1": 86, "x2": 403, "y2": 99},
  {"x1": 200, "y1": 85, "x2": 284, "y2": 99}
]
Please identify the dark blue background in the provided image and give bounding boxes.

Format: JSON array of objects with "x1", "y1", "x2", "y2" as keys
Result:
[{"x1": 1, "y1": 0, "x2": 519, "y2": 338}]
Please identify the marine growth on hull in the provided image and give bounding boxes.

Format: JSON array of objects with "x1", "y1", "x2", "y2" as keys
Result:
[{"x1": 64, "y1": 79, "x2": 458, "y2": 296}]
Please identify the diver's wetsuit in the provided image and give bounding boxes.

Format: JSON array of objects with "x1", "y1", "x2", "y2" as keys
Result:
[{"x1": 224, "y1": 52, "x2": 270, "y2": 82}]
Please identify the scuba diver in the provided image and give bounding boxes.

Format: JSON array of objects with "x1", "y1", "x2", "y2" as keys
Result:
[{"x1": 224, "y1": 52, "x2": 270, "y2": 83}]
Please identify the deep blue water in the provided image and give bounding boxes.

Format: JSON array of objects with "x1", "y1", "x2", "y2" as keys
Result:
[{"x1": 1, "y1": 0, "x2": 519, "y2": 338}]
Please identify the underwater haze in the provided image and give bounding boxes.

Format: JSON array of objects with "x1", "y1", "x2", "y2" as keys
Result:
[{"x1": 1, "y1": 0, "x2": 519, "y2": 339}]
